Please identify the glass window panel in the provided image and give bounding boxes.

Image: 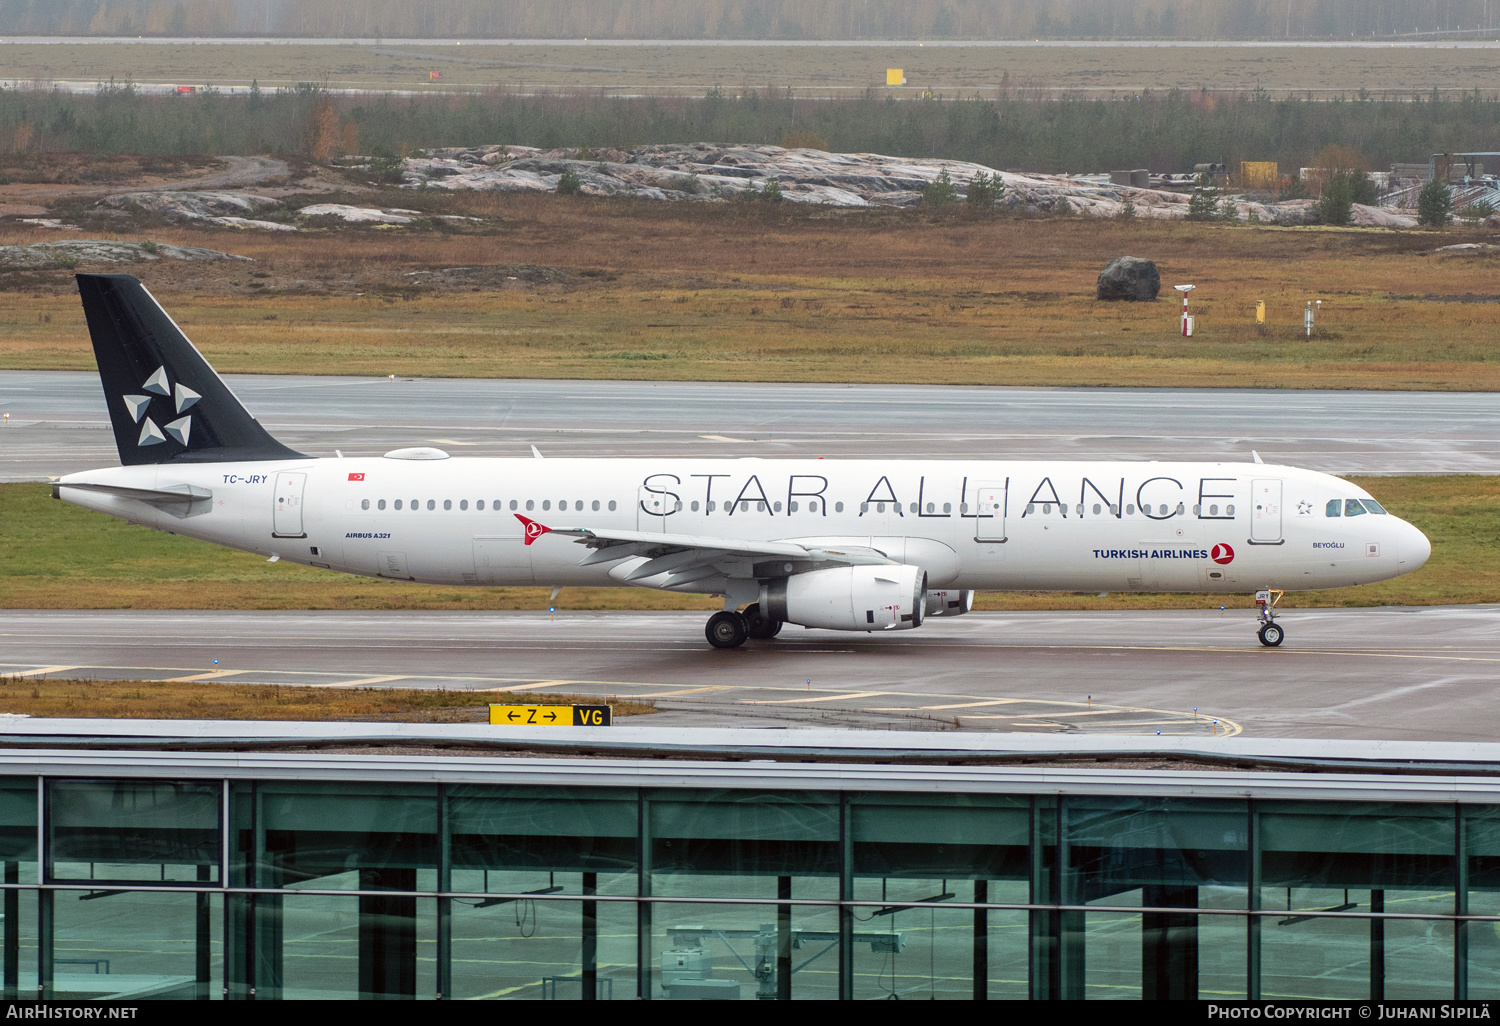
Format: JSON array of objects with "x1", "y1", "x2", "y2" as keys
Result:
[
  {"x1": 655, "y1": 902, "x2": 839, "y2": 1000},
  {"x1": 847, "y1": 901, "x2": 982, "y2": 1000},
  {"x1": 1259, "y1": 892, "x2": 1373, "y2": 1000},
  {"x1": 853, "y1": 794, "x2": 1029, "y2": 881},
  {"x1": 49, "y1": 889, "x2": 219, "y2": 1000},
  {"x1": 650, "y1": 791, "x2": 839, "y2": 900},
  {"x1": 1083, "y1": 908, "x2": 1141, "y2": 999},
  {"x1": 49, "y1": 781, "x2": 218, "y2": 884},
  {"x1": 1067, "y1": 797, "x2": 1249, "y2": 906},
  {"x1": 1463, "y1": 806, "x2": 1500, "y2": 995},
  {"x1": 1260, "y1": 801, "x2": 1454, "y2": 891},
  {"x1": 451, "y1": 895, "x2": 635, "y2": 1000},
  {"x1": 448, "y1": 786, "x2": 636, "y2": 896},
  {"x1": 0, "y1": 779, "x2": 38, "y2": 886},
  {"x1": 256, "y1": 783, "x2": 436, "y2": 887},
  {"x1": 269, "y1": 889, "x2": 436, "y2": 1000}
]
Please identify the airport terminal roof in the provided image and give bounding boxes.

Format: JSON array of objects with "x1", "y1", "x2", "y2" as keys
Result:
[{"x1": 3, "y1": 719, "x2": 1500, "y2": 802}]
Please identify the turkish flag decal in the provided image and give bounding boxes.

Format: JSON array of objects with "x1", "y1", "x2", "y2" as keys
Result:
[{"x1": 347, "y1": 472, "x2": 365, "y2": 482}]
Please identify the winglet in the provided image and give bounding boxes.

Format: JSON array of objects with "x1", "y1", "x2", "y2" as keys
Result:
[
  {"x1": 531, "y1": 445, "x2": 544, "y2": 459},
  {"x1": 515, "y1": 514, "x2": 551, "y2": 545},
  {"x1": 1252, "y1": 450, "x2": 1264, "y2": 464}
]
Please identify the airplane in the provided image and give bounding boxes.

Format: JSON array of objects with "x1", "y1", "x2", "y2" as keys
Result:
[{"x1": 54, "y1": 273, "x2": 1432, "y2": 649}]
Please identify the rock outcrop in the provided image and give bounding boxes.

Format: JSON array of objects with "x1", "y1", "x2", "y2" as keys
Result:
[
  {"x1": 99, "y1": 191, "x2": 292, "y2": 231},
  {"x1": 1097, "y1": 256, "x2": 1161, "y2": 301},
  {"x1": 0, "y1": 240, "x2": 251, "y2": 269}
]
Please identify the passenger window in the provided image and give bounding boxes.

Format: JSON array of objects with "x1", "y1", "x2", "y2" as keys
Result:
[
  {"x1": 1126, "y1": 504, "x2": 1135, "y2": 515},
  {"x1": 526, "y1": 500, "x2": 534, "y2": 511},
  {"x1": 775, "y1": 501, "x2": 783, "y2": 512},
  {"x1": 1176, "y1": 503, "x2": 1185, "y2": 515},
  {"x1": 876, "y1": 502, "x2": 885, "y2": 513},
  {"x1": 1026, "y1": 503, "x2": 1035, "y2": 514},
  {"x1": 427, "y1": 500, "x2": 436, "y2": 511},
  {"x1": 942, "y1": 503, "x2": 951, "y2": 513},
  {"x1": 542, "y1": 500, "x2": 551, "y2": 511},
  {"x1": 810, "y1": 501, "x2": 820, "y2": 512},
  {"x1": 1192, "y1": 504, "x2": 1199, "y2": 515},
  {"x1": 444, "y1": 499, "x2": 452, "y2": 510},
  {"x1": 510, "y1": 500, "x2": 518, "y2": 511},
  {"x1": 743, "y1": 501, "x2": 753, "y2": 513},
  {"x1": 691, "y1": 500, "x2": 700, "y2": 511},
  {"x1": 608, "y1": 500, "x2": 617, "y2": 511},
  {"x1": 836, "y1": 502, "x2": 845, "y2": 513},
  {"x1": 1210, "y1": 504, "x2": 1218, "y2": 516},
  {"x1": 1110, "y1": 504, "x2": 1119, "y2": 515},
  {"x1": 378, "y1": 499, "x2": 386, "y2": 510},
  {"x1": 707, "y1": 500, "x2": 716, "y2": 512},
  {"x1": 460, "y1": 500, "x2": 468, "y2": 511},
  {"x1": 1226, "y1": 504, "x2": 1235, "y2": 516},
  {"x1": 361, "y1": 499, "x2": 369, "y2": 510},
  {"x1": 1093, "y1": 503, "x2": 1102, "y2": 515},
  {"x1": 593, "y1": 500, "x2": 600, "y2": 511},
  {"x1": 1362, "y1": 499, "x2": 1388, "y2": 515},
  {"x1": 1326, "y1": 500, "x2": 1341, "y2": 517},
  {"x1": 927, "y1": 503, "x2": 935, "y2": 513},
  {"x1": 789, "y1": 501, "x2": 798, "y2": 513},
  {"x1": 476, "y1": 500, "x2": 484, "y2": 511},
  {"x1": 960, "y1": 503, "x2": 968, "y2": 513},
  {"x1": 1344, "y1": 499, "x2": 1367, "y2": 517},
  {"x1": 394, "y1": 500, "x2": 402, "y2": 510}
]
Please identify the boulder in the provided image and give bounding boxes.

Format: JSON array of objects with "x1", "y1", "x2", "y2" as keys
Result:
[{"x1": 1097, "y1": 256, "x2": 1161, "y2": 301}]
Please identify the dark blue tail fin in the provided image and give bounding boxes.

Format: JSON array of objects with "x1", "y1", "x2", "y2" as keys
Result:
[{"x1": 76, "y1": 273, "x2": 305, "y2": 466}]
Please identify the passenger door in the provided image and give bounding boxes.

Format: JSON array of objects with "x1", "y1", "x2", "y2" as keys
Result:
[{"x1": 1251, "y1": 479, "x2": 1283, "y2": 543}]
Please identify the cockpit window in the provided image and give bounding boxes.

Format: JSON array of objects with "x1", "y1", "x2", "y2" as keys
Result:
[
  {"x1": 1344, "y1": 499, "x2": 1367, "y2": 517},
  {"x1": 1362, "y1": 499, "x2": 1388, "y2": 515},
  {"x1": 1326, "y1": 500, "x2": 1341, "y2": 517}
]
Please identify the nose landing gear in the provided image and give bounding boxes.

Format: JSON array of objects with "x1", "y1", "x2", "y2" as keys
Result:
[{"x1": 1255, "y1": 589, "x2": 1285, "y2": 647}]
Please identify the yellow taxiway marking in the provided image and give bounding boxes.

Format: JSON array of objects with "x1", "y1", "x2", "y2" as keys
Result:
[
  {"x1": 7, "y1": 665, "x2": 82, "y2": 678},
  {"x1": 497, "y1": 679, "x2": 588, "y2": 691},
  {"x1": 309, "y1": 674, "x2": 410, "y2": 688},
  {"x1": 918, "y1": 699, "x2": 1027, "y2": 710},
  {"x1": 741, "y1": 691, "x2": 888, "y2": 705},
  {"x1": 162, "y1": 669, "x2": 246, "y2": 683},
  {"x1": 624, "y1": 686, "x2": 734, "y2": 698}
]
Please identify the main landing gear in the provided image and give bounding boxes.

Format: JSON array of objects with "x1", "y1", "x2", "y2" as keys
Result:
[
  {"x1": 1255, "y1": 589, "x2": 1285, "y2": 648},
  {"x1": 705, "y1": 603, "x2": 784, "y2": 649}
]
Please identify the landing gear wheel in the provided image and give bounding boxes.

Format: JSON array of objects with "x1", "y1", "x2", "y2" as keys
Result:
[
  {"x1": 742, "y1": 603, "x2": 784, "y2": 640},
  {"x1": 1258, "y1": 622, "x2": 1285, "y2": 647},
  {"x1": 706, "y1": 611, "x2": 749, "y2": 649}
]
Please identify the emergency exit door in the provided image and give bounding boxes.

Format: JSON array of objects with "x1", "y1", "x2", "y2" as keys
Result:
[
  {"x1": 272, "y1": 471, "x2": 307, "y2": 538},
  {"x1": 1250, "y1": 478, "x2": 1283, "y2": 543},
  {"x1": 974, "y1": 482, "x2": 1007, "y2": 541}
]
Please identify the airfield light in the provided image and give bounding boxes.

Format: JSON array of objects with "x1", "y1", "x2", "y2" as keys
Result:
[{"x1": 1174, "y1": 284, "x2": 1195, "y2": 337}]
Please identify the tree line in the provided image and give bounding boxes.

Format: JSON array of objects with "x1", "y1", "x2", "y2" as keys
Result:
[
  {"x1": 9, "y1": 0, "x2": 1500, "y2": 41},
  {"x1": 4, "y1": 83, "x2": 1499, "y2": 176}
]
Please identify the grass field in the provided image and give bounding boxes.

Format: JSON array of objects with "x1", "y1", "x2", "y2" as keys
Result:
[
  {"x1": 4, "y1": 476, "x2": 1494, "y2": 611},
  {"x1": 8, "y1": 41, "x2": 1500, "y2": 97},
  {"x1": 6, "y1": 194, "x2": 1500, "y2": 390},
  {"x1": 0, "y1": 677, "x2": 655, "y2": 720}
]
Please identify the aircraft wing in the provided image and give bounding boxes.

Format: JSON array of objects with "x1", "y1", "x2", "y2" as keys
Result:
[{"x1": 541, "y1": 523, "x2": 894, "y2": 587}]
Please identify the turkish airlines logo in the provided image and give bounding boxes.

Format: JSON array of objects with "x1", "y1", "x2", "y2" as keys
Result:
[
  {"x1": 515, "y1": 514, "x2": 551, "y2": 545},
  {"x1": 1211, "y1": 543, "x2": 1235, "y2": 565}
]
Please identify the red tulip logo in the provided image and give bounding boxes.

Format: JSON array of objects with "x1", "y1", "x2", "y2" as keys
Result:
[{"x1": 1211, "y1": 543, "x2": 1234, "y2": 565}]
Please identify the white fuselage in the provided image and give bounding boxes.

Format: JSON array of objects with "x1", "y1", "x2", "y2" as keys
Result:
[{"x1": 57, "y1": 456, "x2": 1430, "y2": 598}]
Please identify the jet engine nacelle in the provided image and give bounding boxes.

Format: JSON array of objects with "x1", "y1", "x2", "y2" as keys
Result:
[
  {"x1": 762, "y1": 565, "x2": 927, "y2": 632},
  {"x1": 925, "y1": 589, "x2": 975, "y2": 617}
]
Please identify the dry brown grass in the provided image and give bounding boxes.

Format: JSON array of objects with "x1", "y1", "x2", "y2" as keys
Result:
[
  {"x1": 0, "y1": 677, "x2": 656, "y2": 721},
  {"x1": 5, "y1": 42, "x2": 1498, "y2": 96},
  {"x1": 5, "y1": 195, "x2": 1500, "y2": 390}
]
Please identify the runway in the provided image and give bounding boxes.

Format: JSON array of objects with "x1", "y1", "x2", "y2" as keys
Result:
[
  {"x1": 3, "y1": 372, "x2": 1500, "y2": 480},
  {"x1": 4, "y1": 606, "x2": 1500, "y2": 741}
]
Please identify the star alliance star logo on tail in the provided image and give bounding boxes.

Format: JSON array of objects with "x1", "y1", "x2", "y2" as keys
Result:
[{"x1": 121, "y1": 364, "x2": 200, "y2": 448}]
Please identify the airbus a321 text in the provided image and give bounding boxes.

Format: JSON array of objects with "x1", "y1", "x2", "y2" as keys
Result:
[{"x1": 55, "y1": 274, "x2": 1431, "y2": 649}]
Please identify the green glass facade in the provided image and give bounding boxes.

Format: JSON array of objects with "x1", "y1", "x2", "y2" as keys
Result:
[{"x1": 0, "y1": 770, "x2": 1494, "y2": 999}]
